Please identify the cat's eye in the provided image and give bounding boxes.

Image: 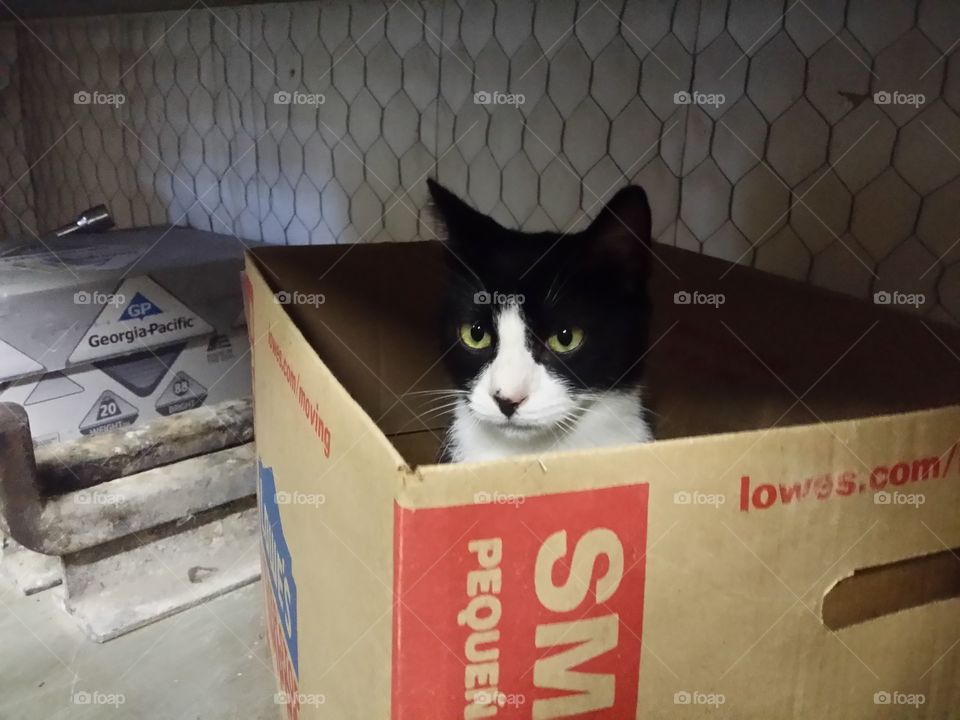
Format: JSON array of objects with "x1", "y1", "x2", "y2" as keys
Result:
[
  {"x1": 459, "y1": 321, "x2": 492, "y2": 350},
  {"x1": 547, "y1": 327, "x2": 584, "y2": 353}
]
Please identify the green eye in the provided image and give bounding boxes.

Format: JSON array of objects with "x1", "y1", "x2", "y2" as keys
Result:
[
  {"x1": 459, "y1": 321, "x2": 492, "y2": 350},
  {"x1": 547, "y1": 327, "x2": 584, "y2": 353}
]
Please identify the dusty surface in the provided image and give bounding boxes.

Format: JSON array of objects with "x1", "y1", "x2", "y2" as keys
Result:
[{"x1": 0, "y1": 577, "x2": 277, "y2": 719}]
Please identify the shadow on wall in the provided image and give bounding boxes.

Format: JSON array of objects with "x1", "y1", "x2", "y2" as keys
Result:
[{"x1": 0, "y1": 25, "x2": 40, "y2": 245}]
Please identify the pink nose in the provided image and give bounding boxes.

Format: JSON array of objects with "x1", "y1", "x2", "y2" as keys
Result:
[{"x1": 493, "y1": 392, "x2": 527, "y2": 418}]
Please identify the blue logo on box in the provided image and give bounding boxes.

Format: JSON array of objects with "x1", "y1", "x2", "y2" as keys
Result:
[
  {"x1": 119, "y1": 292, "x2": 163, "y2": 321},
  {"x1": 259, "y1": 460, "x2": 299, "y2": 676}
]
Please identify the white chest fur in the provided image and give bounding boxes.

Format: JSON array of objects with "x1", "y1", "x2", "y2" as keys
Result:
[{"x1": 445, "y1": 390, "x2": 653, "y2": 463}]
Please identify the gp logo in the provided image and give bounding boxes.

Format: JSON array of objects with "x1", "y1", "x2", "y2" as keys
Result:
[{"x1": 118, "y1": 292, "x2": 162, "y2": 321}]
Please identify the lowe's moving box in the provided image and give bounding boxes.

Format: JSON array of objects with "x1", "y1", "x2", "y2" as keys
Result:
[
  {"x1": 245, "y1": 241, "x2": 960, "y2": 720},
  {"x1": 0, "y1": 228, "x2": 250, "y2": 446}
]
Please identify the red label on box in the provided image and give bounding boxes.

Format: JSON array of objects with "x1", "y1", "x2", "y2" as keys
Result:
[{"x1": 392, "y1": 484, "x2": 649, "y2": 719}]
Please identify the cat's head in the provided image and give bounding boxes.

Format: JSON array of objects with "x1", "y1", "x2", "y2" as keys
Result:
[{"x1": 427, "y1": 178, "x2": 653, "y2": 439}]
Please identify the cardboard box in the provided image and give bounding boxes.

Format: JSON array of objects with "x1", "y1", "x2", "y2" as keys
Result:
[
  {"x1": 245, "y1": 240, "x2": 960, "y2": 719},
  {"x1": 0, "y1": 228, "x2": 251, "y2": 443}
]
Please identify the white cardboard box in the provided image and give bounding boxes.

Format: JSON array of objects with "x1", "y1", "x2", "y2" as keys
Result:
[{"x1": 0, "y1": 227, "x2": 251, "y2": 443}]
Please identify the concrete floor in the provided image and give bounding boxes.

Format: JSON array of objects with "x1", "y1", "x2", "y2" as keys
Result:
[{"x1": 0, "y1": 577, "x2": 277, "y2": 719}]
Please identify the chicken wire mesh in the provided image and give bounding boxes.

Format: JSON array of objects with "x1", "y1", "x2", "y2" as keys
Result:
[
  {"x1": 0, "y1": 0, "x2": 958, "y2": 321},
  {"x1": 0, "y1": 24, "x2": 38, "y2": 245}
]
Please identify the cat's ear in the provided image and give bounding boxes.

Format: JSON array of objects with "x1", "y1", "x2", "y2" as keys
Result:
[
  {"x1": 582, "y1": 185, "x2": 653, "y2": 293},
  {"x1": 427, "y1": 178, "x2": 503, "y2": 246}
]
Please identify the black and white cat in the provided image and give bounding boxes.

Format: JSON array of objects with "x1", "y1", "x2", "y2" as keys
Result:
[{"x1": 427, "y1": 179, "x2": 655, "y2": 463}]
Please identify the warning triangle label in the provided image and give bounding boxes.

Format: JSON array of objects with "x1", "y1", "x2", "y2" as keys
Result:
[
  {"x1": 79, "y1": 390, "x2": 139, "y2": 435},
  {"x1": 68, "y1": 277, "x2": 213, "y2": 366},
  {"x1": 25, "y1": 372, "x2": 84, "y2": 405},
  {"x1": 156, "y1": 371, "x2": 208, "y2": 416},
  {"x1": 0, "y1": 338, "x2": 45, "y2": 383}
]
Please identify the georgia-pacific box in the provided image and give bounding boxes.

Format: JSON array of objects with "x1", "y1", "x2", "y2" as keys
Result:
[{"x1": 0, "y1": 228, "x2": 251, "y2": 443}]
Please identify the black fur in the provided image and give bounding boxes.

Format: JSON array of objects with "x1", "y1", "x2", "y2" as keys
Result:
[{"x1": 427, "y1": 179, "x2": 653, "y2": 395}]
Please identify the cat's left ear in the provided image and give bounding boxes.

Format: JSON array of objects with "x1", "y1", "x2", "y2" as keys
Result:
[
  {"x1": 582, "y1": 185, "x2": 653, "y2": 293},
  {"x1": 426, "y1": 178, "x2": 503, "y2": 247}
]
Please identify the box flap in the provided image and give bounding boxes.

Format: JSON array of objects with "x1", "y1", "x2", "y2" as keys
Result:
[
  {"x1": 643, "y1": 247, "x2": 960, "y2": 438},
  {"x1": 249, "y1": 242, "x2": 450, "y2": 440}
]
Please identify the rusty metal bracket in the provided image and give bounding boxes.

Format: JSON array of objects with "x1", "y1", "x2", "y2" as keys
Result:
[{"x1": 0, "y1": 400, "x2": 260, "y2": 641}]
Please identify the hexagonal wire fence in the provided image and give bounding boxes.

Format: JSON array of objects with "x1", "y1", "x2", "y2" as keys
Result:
[{"x1": 0, "y1": 0, "x2": 957, "y2": 321}]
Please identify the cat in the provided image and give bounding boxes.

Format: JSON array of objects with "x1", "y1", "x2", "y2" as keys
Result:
[{"x1": 426, "y1": 178, "x2": 655, "y2": 463}]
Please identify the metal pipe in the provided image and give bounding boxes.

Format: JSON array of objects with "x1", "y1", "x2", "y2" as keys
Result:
[
  {"x1": 34, "y1": 398, "x2": 253, "y2": 494},
  {"x1": 0, "y1": 402, "x2": 256, "y2": 556}
]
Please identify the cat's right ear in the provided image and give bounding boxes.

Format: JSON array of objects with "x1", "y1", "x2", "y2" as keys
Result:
[
  {"x1": 581, "y1": 185, "x2": 653, "y2": 295},
  {"x1": 427, "y1": 178, "x2": 501, "y2": 246}
]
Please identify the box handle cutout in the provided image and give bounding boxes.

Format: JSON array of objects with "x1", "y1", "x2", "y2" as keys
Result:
[{"x1": 822, "y1": 548, "x2": 960, "y2": 630}]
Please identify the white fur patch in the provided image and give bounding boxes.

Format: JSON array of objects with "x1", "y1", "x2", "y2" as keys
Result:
[
  {"x1": 463, "y1": 305, "x2": 572, "y2": 431},
  {"x1": 446, "y1": 304, "x2": 653, "y2": 462},
  {"x1": 447, "y1": 390, "x2": 653, "y2": 463}
]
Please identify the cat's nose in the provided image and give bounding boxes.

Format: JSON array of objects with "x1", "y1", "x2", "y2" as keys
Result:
[{"x1": 493, "y1": 392, "x2": 526, "y2": 418}]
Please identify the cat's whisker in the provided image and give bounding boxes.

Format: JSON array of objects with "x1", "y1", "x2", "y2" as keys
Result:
[
  {"x1": 553, "y1": 412, "x2": 580, "y2": 437},
  {"x1": 416, "y1": 408, "x2": 456, "y2": 420},
  {"x1": 415, "y1": 409, "x2": 458, "y2": 422},
  {"x1": 415, "y1": 400, "x2": 466, "y2": 415},
  {"x1": 546, "y1": 270, "x2": 576, "y2": 306},
  {"x1": 412, "y1": 393, "x2": 467, "y2": 405},
  {"x1": 412, "y1": 405, "x2": 461, "y2": 417},
  {"x1": 403, "y1": 389, "x2": 468, "y2": 397},
  {"x1": 418, "y1": 392, "x2": 465, "y2": 401},
  {"x1": 423, "y1": 399, "x2": 466, "y2": 410},
  {"x1": 545, "y1": 272, "x2": 564, "y2": 306},
  {"x1": 552, "y1": 414, "x2": 581, "y2": 445}
]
